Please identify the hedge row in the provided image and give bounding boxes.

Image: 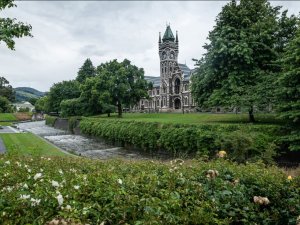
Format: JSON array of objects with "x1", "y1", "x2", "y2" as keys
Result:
[{"x1": 80, "y1": 118, "x2": 280, "y2": 163}]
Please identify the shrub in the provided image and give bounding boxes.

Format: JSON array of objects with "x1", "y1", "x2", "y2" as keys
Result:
[
  {"x1": 45, "y1": 115, "x2": 57, "y2": 127},
  {"x1": 0, "y1": 155, "x2": 299, "y2": 224},
  {"x1": 80, "y1": 118, "x2": 279, "y2": 163}
]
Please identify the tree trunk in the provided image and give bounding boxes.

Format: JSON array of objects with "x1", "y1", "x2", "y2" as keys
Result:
[
  {"x1": 107, "y1": 112, "x2": 110, "y2": 117},
  {"x1": 117, "y1": 103, "x2": 122, "y2": 118},
  {"x1": 248, "y1": 106, "x2": 255, "y2": 123}
]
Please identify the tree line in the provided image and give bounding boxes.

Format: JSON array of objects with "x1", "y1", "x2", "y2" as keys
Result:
[{"x1": 35, "y1": 59, "x2": 150, "y2": 118}]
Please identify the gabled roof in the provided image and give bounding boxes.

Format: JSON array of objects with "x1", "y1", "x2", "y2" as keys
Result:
[
  {"x1": 144, "y1": 76, "x2": 161, "y2": 87},
  {"x1": 145, "y1": 63, "x2": 193, "y2": 86},
  {"x1": 162, "y1": 25, "x2": 175, "y2": 42},
  {"x1": 178, "y1": 64, "x2": 192, "y2": 81}
]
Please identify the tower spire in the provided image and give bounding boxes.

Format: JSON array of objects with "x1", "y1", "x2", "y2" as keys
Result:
[{"x1": 162, "y1": 24, "x2": 175, "y2": 42}]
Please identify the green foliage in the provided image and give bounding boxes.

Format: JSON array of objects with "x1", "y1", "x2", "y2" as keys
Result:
[
  {"x1": 60, "y1": 98, "x2": 85, "y2": 117},
  {"x1": 0, "y1": 0, "x2": 32, "y2": 50},
  {"x1": 45, "y1": 115, "x2": 57, "y2": 127},
  {"x1": 80, "y1": 118, "x2": 279, "y2": 163},
  {"x1": 277, "y1": 28, "x2": 300, "y2": 151},
  {"x1": 35, "y1": 96, "x2": 49, "y2": 113},
  {"x1": 0, "y1": 96, "x2": 12, "y2": 113},
  {"x1": 47, "y1": 80, "x2": 81, "y2": 113},
  {"x1": 0, "y1": 77, "x2": 15, "y2": 102},
  {"x1": 95, "y1": 59, "x2": 149, "y2": 117},
  {"x1": 17, "y1": 107, "x2": 30, "y2": 112},
  {"x1": 191, "y1": 0, "x2": 299, "y2": 122},
  {"x1": 0, "y1": 155, "x2": 299, "y2": 224},
  {"x1": 68, "y1": 116, "x2": 80, "y2": 134},
  {"x1": 76, "y1": 58, "x2": 96, "y2": 83}
]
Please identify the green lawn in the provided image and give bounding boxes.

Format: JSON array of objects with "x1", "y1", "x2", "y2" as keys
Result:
[
  {"x1": 92, "y1": 113, "x2": 283, "y2": 125},
  {"x1": 0, "y1": 113, "x2": 16, "y2": 121},
  {"x1": 0, "y1": 133, "x2": 66, "y2": 156},
  {"x1": 0, "y1": 122, "x2": 13, "y2": 126}
]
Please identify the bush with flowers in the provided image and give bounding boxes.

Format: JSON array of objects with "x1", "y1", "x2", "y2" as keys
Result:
[
  {"x1": 80, "y1": 118, "x2": 279, "y2": 163},
  {"x1": 1, "y1": 155, "x2": 299, "y2": 224}
]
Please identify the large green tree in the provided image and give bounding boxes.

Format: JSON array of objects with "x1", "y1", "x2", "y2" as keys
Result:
[
  {"x1": 277, "y1": 28, "x2": 300, "y2": 151},
  {"x1": 76, "y1": 58, "x2": 96, "y2": 83},
  {"x1": 191, "y1": 0, "x2": 298, "y2": 122},
  {"x1": 0, "y1": 0, "x2": 32, "y2": 50},
  {"x1": 0, "y1": 76, "x2": 15, "y2": 102},
  {"x1": 47, "y1": 80, "x2": 81, "y2": 113},
  {"x1": 95, "y1": 59, "x2": 148, "y2": 117}
]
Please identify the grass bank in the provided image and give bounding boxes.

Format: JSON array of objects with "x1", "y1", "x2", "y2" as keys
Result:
[
  {"x1": 0, "y1": 155, "x2": 299, "y2": 224},
  {"x1": 0, "y1": 113, "x2": 16, "y2": 121},
  {"x1": 0, "y1": 133, "x2": 66, "y2": 157}
]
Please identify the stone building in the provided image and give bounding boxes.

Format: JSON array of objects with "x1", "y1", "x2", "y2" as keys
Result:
[{"x1": 135, "y1": 25, "x2": 196, "y2": 112}]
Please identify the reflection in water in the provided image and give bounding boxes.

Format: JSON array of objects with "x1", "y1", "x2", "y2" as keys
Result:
[{"x1": 17, "y1": 121, "x2": 160, "y2": 160}]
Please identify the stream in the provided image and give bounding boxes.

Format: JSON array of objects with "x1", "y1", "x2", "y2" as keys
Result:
[{"x1": 17, "y1": 121, "x2": 165, "y2": 160}]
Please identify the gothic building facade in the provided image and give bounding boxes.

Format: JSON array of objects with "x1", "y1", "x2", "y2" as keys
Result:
[{"x1": 136, "y1": 25, "x2": 196, "y2": 112}]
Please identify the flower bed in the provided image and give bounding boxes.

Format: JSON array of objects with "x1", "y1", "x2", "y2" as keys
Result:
[{"x1": 1, "y1": 155, "x2": 299, "y2": 224}]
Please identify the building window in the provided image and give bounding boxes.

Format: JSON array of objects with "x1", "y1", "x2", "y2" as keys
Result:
[
  {"x1": 184, "y1": 97, "x2": 188, "y2": 105},
  {"x1": 157, "y1": 89, "x2": 159, "y2": 95},
  {"x1": 157, "y1": 100, "x2": 159, "y2": 107},
  {"x1": 163, "y1": 98, "x2": 166, "y2": 106},
  {"x1": 175, "y1": 78, "x2": 180, "y2": 94}
]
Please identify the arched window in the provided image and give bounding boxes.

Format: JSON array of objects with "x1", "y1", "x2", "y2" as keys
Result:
[{"x1": 175, "y1": 78, "x2": 180, "y2": 94}]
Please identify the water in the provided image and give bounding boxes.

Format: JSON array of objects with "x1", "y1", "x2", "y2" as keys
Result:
[{"x1": 17, "y1": 121, "x2": 156, "y2": 160}]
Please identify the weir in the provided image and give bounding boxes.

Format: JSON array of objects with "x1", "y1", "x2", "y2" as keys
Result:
[{"x1": 17, "y1": 121, "x2": 165, "y2": 160}]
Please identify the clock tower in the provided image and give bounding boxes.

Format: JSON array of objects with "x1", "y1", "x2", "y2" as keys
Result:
[{"x1": 159, "y1": 24, "x2": 181, "y2": 110}]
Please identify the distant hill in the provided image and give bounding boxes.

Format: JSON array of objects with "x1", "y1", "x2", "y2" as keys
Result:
[{"x1": 14, "y1": 87, "x2": 46, "y2": 102}]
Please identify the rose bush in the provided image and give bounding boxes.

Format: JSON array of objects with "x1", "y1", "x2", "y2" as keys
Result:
[{"x1": 0, "y1": 155, "x2": 299, "y2": 224}]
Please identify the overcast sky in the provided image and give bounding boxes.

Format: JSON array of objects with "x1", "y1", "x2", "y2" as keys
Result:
[{"x1": 1, "y1": 1, "x2": 299, "y2": 92}]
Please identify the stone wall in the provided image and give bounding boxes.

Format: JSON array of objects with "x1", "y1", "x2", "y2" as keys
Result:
[{"x1": 52, "y1": 118, "x2": 81, "y2": 135}]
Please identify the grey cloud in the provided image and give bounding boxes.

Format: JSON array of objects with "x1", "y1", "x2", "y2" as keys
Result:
[{"x1": 0, "y1": 1, "x2": 299, "y2": 92}]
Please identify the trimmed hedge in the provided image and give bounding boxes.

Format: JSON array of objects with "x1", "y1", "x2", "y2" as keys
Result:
[{"x1": 80, "y1": 118, "x2": 280, "y2": 163}]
